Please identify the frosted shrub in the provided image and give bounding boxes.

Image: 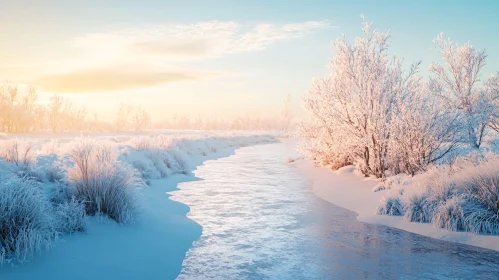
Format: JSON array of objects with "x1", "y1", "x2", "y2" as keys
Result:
[
  {"x1": 400, "y1": 154, "x2": 499, "y2": 234},
  {"x1": 458, "y1": 165, "x2": 499, "y2": 215},
  {"x1": 152, "y1": 134, "x2": 175, "y2": 149},
  {"x1": 402, "y1": 165, "x2": 454, "y2": 223},
  {"x1": 46, "y1": 162, "x2": 64, "y2": 183},
  {"x1": 9, "y1": 165, "x2": 44, "y2": 183},
  {"x1": 425, "y1": 176, "x2": 455, "y2": 204},
  {"x1": 0, "y1": 140, "x2": 34, "y2": 168},
  {"x1": 461, "y1": 200, "x2": 499, "y2": 234},
  {"x1": 432, "y1": 196, "x2": 465, "y2": 232},
  {"x1": 376, "y1": 196, "x2": 404, "y2": 216},
  {"x1": 455, "y1": 163, "x2": 499, "y2": 234},
  {"x1": 66, "y1": 140, "x2": 140, "y2": 224},
  {"x1": 404, "y1": 192, "x2": 436, "y2": 223},
  {"x1": 373, "y1": 174, "x2": 410, "y2": 193},
  {"x1": 132, "y1": 160, "x2": 154, "y2": 183},
  {"x1": 0, "y1": 140, "x2": 45, "y2": 182},
  {"x1": 93, "y1": 140, "x2": 119, "y2": 163},
  {"x1": 39, "y1": 139, "x2": 60, "y2": 156},
  {"x1": 144, "y1": 150, "x2": 170, "y2": 178},
  {"x1": 53, "y1": 198, "x2": 86, "y2": 233},
  {"x1": 143, "y1": 148, "x2": 190, "y2": 178},
  {"x1": 50, "y1": 182, "x2": 77, "y2": 205},
  {"x1": 0, "y1": 175, "x2": 55, "y2": 263},
  {"x1": 168, "y1": 149, "x2": 190, "y2": 174},
  {"x1": 128, "y1": 137, "x2": 151, "y2": 151}
]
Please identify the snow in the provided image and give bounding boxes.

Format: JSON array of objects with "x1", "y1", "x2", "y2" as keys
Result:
[
  {"x1": 2, "y1": 132, "x2": 498, "y2": 278},
  {"x1": 0, "y1": 132, "x2": 278, "y2": 279},
  {"x1": 286, "y1": 140, "x2": 499, "y2": 252}
]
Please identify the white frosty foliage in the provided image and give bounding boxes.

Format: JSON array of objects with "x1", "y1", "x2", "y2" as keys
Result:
[
  {"x1": 0, "y1": 140, "x2": 47, "y2": 182},
  {"x1": 300, "y1": 20, "x2": 460, "y2": 178},
  {"x1": 53, "y1": 198, "x2": 86, "y2": 234},
  {"x1": 122, "y1": 134, "x2": 275, "y2": 180},
  {"x1": 0, "y1": 140, "x2": 35, "y2": 168},
  {"x1": 376, "y1": 196, "x2": 404, "y2": 216},
  {"x1": 0, "y1": 132, "x2": 277, "y2": 265},
  {"x1": 430, "y1": 33, "x2": 499, "y2": 148},
  {"x1": 379, "y1": 152, "x2": 499, "y2": 235},
  {"x1": 0, "y1": 175, "x2": 55, "y2": 264},
  {"x1": 66, "y1": 139, "x2": 141, "y2": 224}
]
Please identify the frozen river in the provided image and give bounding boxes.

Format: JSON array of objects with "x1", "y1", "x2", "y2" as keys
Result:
[{"x1": 172, "y1": 143, "x2": 499, "y2": 280}]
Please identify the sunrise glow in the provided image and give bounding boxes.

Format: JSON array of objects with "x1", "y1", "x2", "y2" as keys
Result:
[{"x1": 1, "y1": 1, "x2": 499, "y2": 279}]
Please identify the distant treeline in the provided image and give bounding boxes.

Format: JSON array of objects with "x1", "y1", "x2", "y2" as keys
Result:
[{"x1": 0, "y1": 86, "x2": 293, "y2": 133}]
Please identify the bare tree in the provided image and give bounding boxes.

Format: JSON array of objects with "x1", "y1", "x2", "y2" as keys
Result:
[
  {"x1": 0, "y1": 83, "x2": 18, "y2": 132},
  {"x1": 22, "y1": 87, "x2": 39, "y2": 132},
  {"x1": 32, "y1": 106, "x2": 46, "y2": 132},
  {"x1": 115, "y1": 103, "x2": 133, "y2": 132},
  {"x1": 48, "y1": 94, "x2": 64, "y2": 133},
  {"x1": 282, "y1": 93, "x2": 293, "y2": 135},
  {"x1": 132, "y1": 107, "x2": 151, "y2": 132}
]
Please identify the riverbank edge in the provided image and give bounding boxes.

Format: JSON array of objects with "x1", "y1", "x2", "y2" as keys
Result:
[
  {"x1": 292, "y1": 159, "x2": 499, "y2": 252},
  {"x1": 0, "y1": 136, "x2": 278, "y2": 279}
]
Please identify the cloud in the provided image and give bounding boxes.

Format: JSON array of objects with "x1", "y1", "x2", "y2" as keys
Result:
[
  {"x1": 228, "y1": 21, "x2": 331, "y2": 53},
  {"x1": 19, "y1": 20, "x2": 331, "y2": 93},
  {"x1": 131, "y1": 38, "x2": 214, "y2": 59},
  {"x1": 34, "y1": 66, "x2": 221, "y2": 93},
  {"x1": 71, "y1": 20, "x2": 331, "y2": 61}
]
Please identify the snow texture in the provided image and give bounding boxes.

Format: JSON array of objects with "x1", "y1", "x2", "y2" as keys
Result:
[
  {"x1": 0, "y1": 132, "x2": 277, "y2": 267},
  {"x1": 291, "y1": 138, "x2": 499, "y2": 252}
]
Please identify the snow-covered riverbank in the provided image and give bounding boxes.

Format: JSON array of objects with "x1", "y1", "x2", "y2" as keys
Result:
[
  {"x1": 3, "y1": 137, "x2": 499, "y2": 279},
  {"x1": 0, "y1": 133, "x2": 277, "y2": 279},
  {"x1": 289, "y1": 143, "x2": 499, "y2": 252}
]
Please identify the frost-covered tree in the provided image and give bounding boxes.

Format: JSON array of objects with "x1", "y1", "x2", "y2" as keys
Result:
[
  {"x1": 301, "y1": 20, "x2": 465, "y2": 177},
  {"x1": 389, "y1": 78, "x2": 461, "y2": 175},
  {"x1": 485, "y1": 73, "x2": 499, "y2": 132},
  {"x1": 487, "y1": 73, "x2": 499, "y2": 94},
  {"x1": 302, "y1": 20, "x2": 421, "y2": 177},
  {"x1": 429, "y1": 33, "x2": 496, "y2": 148}
]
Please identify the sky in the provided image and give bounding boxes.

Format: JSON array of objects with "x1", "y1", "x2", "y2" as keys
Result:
[{"x1": 1, "y1": 0, "x2": 499, "y2": 121}]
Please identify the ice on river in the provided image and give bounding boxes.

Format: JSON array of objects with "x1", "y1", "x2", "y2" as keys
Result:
[{"x1": 173, "y1": 143, "x2": 499, "y2": 280}]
